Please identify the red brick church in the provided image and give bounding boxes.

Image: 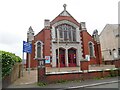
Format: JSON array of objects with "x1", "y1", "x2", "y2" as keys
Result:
[{"x1": 26, "y1": 4, "x2": 102, "y2": 69}]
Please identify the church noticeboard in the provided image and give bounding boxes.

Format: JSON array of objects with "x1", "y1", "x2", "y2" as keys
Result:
[
  {"x1": 45, "y1": 56, "x2": 50, "y2": 63},
  {"x1": 85, "y1": 55, "x2": 90, "y2": 61}
]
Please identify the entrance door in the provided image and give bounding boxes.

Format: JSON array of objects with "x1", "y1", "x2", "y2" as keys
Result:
[
  {"x1": 56, "y1": 48, "x2": 65, "y2": 67},
  {"x1": 59, "y1": 54, "x2": 65, "y2": 67},
  {"x1": 68, "y1": 48, "x2": 76, "y2": 67}
]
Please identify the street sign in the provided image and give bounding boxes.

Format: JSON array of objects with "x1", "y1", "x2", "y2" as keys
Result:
[{"x1": 23, "y1": 41, "x2": 32, "y2": 53}]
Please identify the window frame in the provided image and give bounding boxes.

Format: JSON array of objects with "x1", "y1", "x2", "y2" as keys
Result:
[
  {"x1": 35, "y1": 41, "x2": 43, "y2": 59},
  {"x1": 88, "y1": 41, "x2": 95, "y2": 57},
  {"x1": 55, "y1": 24, "x2": 76, "y2": 42}
]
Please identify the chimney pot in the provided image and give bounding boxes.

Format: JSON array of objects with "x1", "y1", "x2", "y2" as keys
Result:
[
  {"x1": 44, "y1": 19, "x2": 50, "y2": 29},
  {"x1": 81, "y1": 22, "x2": 86, "y2": 30}
]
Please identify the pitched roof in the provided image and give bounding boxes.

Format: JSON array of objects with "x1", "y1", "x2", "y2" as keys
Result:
[
  {"x1": 99, "y1": 24, "x2": 119, "y2": 36},
  {"x1": 50, "y1": 4, "x2": 80, "y2": 27}
]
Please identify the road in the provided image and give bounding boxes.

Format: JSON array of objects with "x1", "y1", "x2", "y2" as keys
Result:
[
  {"x1": 6, "y1": 77, "x2": 119, "y2": 89},
  {"x1": 87, "y1": 82, "x2": 118, "y2": 88},
  {"x1": 66, "y1": 80, "x2": 119, "y2": 89}
]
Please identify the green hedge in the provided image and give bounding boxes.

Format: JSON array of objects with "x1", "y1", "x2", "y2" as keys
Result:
[{"x1": 0, "y1": 50, "x2": 22, "y2": 79}]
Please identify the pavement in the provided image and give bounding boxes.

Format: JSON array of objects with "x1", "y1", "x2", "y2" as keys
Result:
[{"x1": 7, "y1": 67, "x2": 80, "y2": 88}]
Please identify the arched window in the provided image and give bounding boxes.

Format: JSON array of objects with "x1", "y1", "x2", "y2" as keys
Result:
[
  {"x1": 88, "y1": 42, "x2": 94, "y2": 57},
  {"x1": 37, "y1": 42, "x2": 41, "y2": 58},
  {"x1": 55, "y1": 24, "x2": 76, "y2": 42},
  {"x1": 35, "y1": 41, "x2": 43, "y2": 58}
]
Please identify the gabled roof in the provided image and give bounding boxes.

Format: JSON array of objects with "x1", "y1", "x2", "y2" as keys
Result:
[
  {"x1": 99, "y1": 24, "x2": 118, "y2": 36},
  {"x1": 50, "y1": 4, "x2": 80, "y2": 27}
]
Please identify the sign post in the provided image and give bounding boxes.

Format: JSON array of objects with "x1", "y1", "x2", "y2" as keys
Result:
[{"x1": 23, "y1": 41, "x2": 32, "y2": 76}]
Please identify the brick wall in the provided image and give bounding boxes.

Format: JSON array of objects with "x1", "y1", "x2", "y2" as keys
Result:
[
  {"x1": 26, "y1": 29, "x2": 51, "y2": 68},
  {"x1": 38, "y1": 69, "x2": 119, "y2": 84},
  {"x1": 104, "y1": 59, "x2": 120, "y2": 68},
  {"x1": 81, "y1": 30, "x2": 102, "y2": 65},
  {"x1": 81, "y1": 61, "x2": 89, "y2": 70}
]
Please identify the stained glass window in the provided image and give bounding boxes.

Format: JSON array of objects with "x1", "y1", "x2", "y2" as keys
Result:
[{"x1": 55, "y1": 24, "x2": 76, "y2": 42}]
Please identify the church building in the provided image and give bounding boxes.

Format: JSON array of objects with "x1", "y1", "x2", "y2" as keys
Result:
[{"x1": 26, "y1": 4, "x2": 102, "y2": 69}]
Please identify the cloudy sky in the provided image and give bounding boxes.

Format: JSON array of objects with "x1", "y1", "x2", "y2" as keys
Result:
[{"x1": 0, "y1": 0, "x2": 119, "y2": 58}]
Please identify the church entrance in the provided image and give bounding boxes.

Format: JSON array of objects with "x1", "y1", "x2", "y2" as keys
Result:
[
  {"x1": 56, "y1": 48, "x2": 65, "y2": 67},
  {"x1": 68, "y1": 48, "x2": 76, "y2": 67}
]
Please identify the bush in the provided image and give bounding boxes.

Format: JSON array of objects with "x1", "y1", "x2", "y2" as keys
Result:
[{"x1": 0, "y1": 50, "x2": 22, "y2": 79}]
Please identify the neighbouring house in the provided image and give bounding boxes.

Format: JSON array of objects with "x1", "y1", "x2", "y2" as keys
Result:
[
  {"x1": 99, "y1": 24, "x2": 120, "y2": 61},
  {"x1": 26, "y1": 4, "x2": 102, "y2": 69}
]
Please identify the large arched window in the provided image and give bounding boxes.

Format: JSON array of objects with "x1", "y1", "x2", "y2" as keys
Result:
[
  {"x1": 88, "y1": 42, "x2": 95, "y2": 57},
  {"x1": 55, "y1": 24, "x2": 76, "y2": 42}
]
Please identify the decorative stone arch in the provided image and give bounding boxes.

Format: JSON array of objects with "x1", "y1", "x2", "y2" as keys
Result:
[
  {"x1": 51, "y1": 20, "x2": 81, "y2": 42},
  {"x1": 35, "y1": 40, "x2": 44, "y2": 59},
  {"x1": 57, "y1": 47, "x2": 66, "y2": 50},
  {"x1": 52, "y1": 20, "x2": 79, "y2": 28},
  {"x1": 68, "y1": 47, "x2": 77, "y2": 50},
  {"x1": 88, "y1": 41, "x2": 95, "y2": 57}
]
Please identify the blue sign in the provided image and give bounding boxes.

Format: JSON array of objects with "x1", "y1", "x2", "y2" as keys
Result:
[{"x1": 23, "y1": 41, "x2": 32, "y2": 53}]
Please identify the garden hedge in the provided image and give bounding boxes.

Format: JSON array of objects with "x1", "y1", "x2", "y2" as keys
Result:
[{"x1": 0, "y1": 50, "x2": 22, "y2": 79}]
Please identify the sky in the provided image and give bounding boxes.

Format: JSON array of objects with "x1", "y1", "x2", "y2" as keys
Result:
[{"x1": 0, "y1": 0, "x2": 119, "y2": 58}]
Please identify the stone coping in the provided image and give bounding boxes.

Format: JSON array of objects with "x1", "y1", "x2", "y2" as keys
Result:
[{"x1": 46, "y1": 68, "x2": 118, "y2": 75}]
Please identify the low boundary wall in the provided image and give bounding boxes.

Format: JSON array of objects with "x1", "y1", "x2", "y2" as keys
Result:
[
  {"x1": 2, "y1": 63, "x2": 22, "y2": 88},
  {"x1": 104, "y1": 59, "x2": 120, "y2": 68},
  {"x1": 38, "y1": 68, "x2": 120, "y2": 84}
]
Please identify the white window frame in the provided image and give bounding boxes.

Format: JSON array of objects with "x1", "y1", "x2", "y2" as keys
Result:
[
  {"x1": 35, "y1": 40, "x2": 44, "y2": 59},
  {"x1": 88, "y1": 41, "x2": 95, "y2": 57}
]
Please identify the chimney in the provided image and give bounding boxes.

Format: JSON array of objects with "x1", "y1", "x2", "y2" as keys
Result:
[
  {"x1": 81, "y1": 22, "x2": 86, "y2": 30},
  {"x1": 44, "y1": 19, "x2": 50, "y2": 29}
]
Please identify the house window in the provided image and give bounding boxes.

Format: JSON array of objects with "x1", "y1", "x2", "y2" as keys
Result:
[
  {"x1": 109, "y1": 50, "x2": 112, "y2": 55},
  {"x1": 37, "y1": 42, "x2": 41, "y2": 58},
  {"x1": 88, "y1": 42, "x2": 94, "y2": 57},
  {"x1": 73, "y1": 30, "x2": 76, "y2": 41},
  {"x1": 118, "y1": 48, "x2": 120, "y2": 56},
  {"x1": 55, "y1": 24, "x2": 76, "y2": 42}
]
